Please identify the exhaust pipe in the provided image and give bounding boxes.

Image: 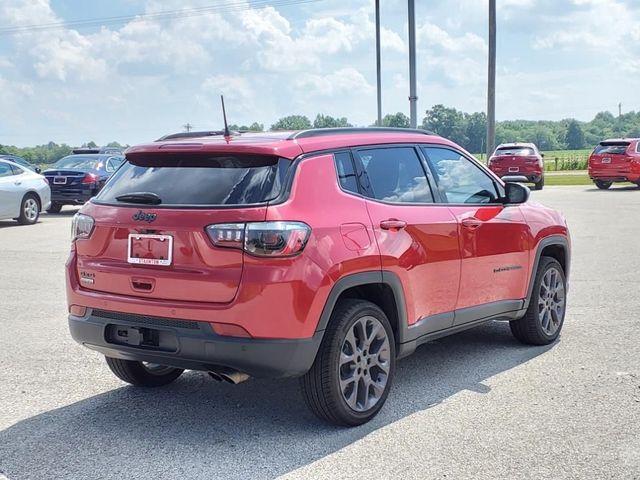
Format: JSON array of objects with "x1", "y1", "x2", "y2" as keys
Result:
[{"x1": 208, "y1": 367, "x2": 249, "y2": 385}]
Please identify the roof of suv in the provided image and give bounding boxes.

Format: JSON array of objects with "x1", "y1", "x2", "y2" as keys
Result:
[
  {"x1": 496, "y1": 142, "x2": 538, "y2": 149},
  {"x1": 126, "y1": 128, "x2": 455, "y2": 161}
]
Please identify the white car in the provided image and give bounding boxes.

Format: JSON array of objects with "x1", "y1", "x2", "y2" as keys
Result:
[{"x1": 0, "y1": 159, "x2": 51, "y2": 225}]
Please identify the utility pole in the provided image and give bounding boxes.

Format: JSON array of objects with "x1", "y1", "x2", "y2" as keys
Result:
[
  {"x1": 375, "y1": 0, "x2": 382, "y2": 126},
  {"x1": 618, "y1": 102, "x2": 622, "y2": 118},
  {"x1": 486, "y1": 0, "x2": 496, "y2": 158},
  {"x1": 408, "y1": 0, "x2": 418, "y2": 128},
  {"x1": 183, "y1": 123, "x2": 193, "y2": 132}
]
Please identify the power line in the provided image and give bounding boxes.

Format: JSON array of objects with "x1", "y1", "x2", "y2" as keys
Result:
[{"x1": 0, "y1": 0, "x2": 321, "y2": 36}]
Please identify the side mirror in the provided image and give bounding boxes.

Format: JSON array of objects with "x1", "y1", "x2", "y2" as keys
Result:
[
  {"x1": 35, "y1": 167, "x2": 42, "y2": 174},
  {"x1": 503, "y1": 182, "x2": 530, "y2": 205}
]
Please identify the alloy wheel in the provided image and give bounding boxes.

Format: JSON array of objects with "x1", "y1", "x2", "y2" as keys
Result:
[
  {"x1": 339, "y1": 315, "x2": 391, "y2": 412},
  {"x1": 538, "y1": 266, "x2": 565, "y2": 336}
]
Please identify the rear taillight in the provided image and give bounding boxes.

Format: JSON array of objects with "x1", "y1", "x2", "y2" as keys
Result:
[
  {"x1": 205, "y1": 221, "x2": 311, "y2": 257},
  {"x1": 71, "y1": 213, "x2": 95, "y2": 241},
  {"x1": 82, "y1": 173, "x2": 97, "y2": 184}
]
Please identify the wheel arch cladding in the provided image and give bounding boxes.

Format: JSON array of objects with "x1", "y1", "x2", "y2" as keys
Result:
[
  {"x1": 315, "y1": 271, "x2": 407, "y2": 346},
  {"x1": 524, "y1": 235, "x2": 570, "y2": 309}
]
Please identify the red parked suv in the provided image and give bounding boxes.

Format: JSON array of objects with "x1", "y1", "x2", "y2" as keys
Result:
[
  {"x1": 588, "y1": 138, "x2": 640, "y2": 189},
  {"x1": 488, "y1": 143, "x2": 545, "y2": 190},
  {"x1": 66, "y1": 128, "x2": 570, "y2": 426}
]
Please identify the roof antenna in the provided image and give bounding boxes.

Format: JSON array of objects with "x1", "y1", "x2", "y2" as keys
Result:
[{"x1": 221, "y1": 95, "x2": 230, "y2": 137}]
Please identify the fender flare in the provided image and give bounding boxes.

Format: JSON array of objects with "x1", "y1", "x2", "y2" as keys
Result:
[
  {"x1": 314, "y1": 271, "x2": 408, "y2": 337},
  {"x1": 523, "y1": 234, "x2": 570, "y2": 309}
]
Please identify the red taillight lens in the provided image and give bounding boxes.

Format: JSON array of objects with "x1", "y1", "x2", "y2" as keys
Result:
[
  {"x1": 82, "y1": 173, "x2": 97, "y2": 184},
  {"x1": 205, "y1": 221, "x2": 311, "y2": 257}
]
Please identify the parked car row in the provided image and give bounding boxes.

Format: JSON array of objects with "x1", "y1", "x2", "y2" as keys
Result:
[{"x1": 0, "y1": 149, "x2": 124, "y2": 225}]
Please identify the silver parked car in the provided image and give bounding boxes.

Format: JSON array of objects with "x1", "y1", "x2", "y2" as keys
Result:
[{"x1": 0, "y1": 159, "x2": 51, "y2": 225}]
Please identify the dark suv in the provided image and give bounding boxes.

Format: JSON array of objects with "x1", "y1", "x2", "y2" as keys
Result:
[{"x1": 66, "y1": 128, "x2": 570, "y2": 425}]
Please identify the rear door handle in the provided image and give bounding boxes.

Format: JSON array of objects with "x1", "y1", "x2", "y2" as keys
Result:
[
  {"x1": 461, "y1": 217, "x2": 483, "y2": 230},
  {"x1": 380, "y1": 219, "x2": 407, "y2": 231}
]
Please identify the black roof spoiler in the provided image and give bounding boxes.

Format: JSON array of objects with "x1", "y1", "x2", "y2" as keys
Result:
[
  {"x1": 156, "y1": 130, "x2": 237, "y2": 141},
  {"x1": 288, "y1": 127, "x2": 437, "y2": 140}
]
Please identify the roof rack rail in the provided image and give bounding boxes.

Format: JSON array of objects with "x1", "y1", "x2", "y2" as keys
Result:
[
  {"x1": 155, "y1": 130, "x2": 233, "y2": 142},
  {"x1": 288, "y1": 127, "x2": 436, "y2": 140}
]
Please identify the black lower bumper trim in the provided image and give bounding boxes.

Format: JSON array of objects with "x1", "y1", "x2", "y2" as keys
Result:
[{"x1": 69, "y1": 310, "x2": 323, "y2": 378}]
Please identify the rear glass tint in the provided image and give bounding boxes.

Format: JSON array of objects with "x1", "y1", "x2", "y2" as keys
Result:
[
  {"x1": 495, "y1": 147, "x2": 535, "y2": 156},
  {"x1": 54, "y1": 156, "x2": 100, "y2": 170},
  {"x1": 95, "y1": 154, "x2": 290, "y2": 206},
  {"x1": 594, "y1": 143, "x2": 629, "y2": 155}
]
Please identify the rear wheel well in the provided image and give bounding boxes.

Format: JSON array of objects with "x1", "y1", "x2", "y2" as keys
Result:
[
  {"x1": 335, "y1": 283, "x2": 400, "y2": 344},
  {"x1": 23, "y1": 191, "x2": 41, "y2": 208},
  {"x1": 540, "y1": 244, "x2": 567, "y2": 273}
]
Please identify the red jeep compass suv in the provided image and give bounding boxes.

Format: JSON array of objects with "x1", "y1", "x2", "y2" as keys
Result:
[
  {"x1": 66, "y1": 128, "x2": 570, "y2": 426},
  {"x1": 488, "y1": 143, "x2": 545, "y2": 190},
  {"x1": 588, "y1": 138, "x2": 640, "y2": 189}
]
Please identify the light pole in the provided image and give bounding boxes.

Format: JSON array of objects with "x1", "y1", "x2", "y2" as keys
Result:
[
  {"x1": 375, "y1": 0, "x2": 382, "y2": 126},
  {"x1": 486, "y1": 0, "x2": 496, "y2": 158},
  {"x1": 408, "y1": 0, "x2": 417, "y2": 128}
]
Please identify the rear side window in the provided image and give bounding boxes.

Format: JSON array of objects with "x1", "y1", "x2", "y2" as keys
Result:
[
  {"x1": 96, "y1": 154, "x2": 290, "y2": 206},
  {"x1": 334, "y1": 152, "x2": 359, "y2": 194},
  {"x1": 355, "y1": 147, "x2": 434, "y2": 204},
  {"x1": 594, "y1": 143, "x2": 629, "y2": 155}
]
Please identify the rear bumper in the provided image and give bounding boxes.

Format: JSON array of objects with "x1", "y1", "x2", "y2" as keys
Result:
[
  {"x1": 69, "y1": 309, "x2": 322, "y2": 378},
  {"x1": 589, "y1": 166, "x2": 640, "y2": 183},
  {"x1": 493, "y1": 171, "x2": 542, "y2": 183},
  {"x1": 51, "y1": 189, "x2": 95, "y2": 205}
]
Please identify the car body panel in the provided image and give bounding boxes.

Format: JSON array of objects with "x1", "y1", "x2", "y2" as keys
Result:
[
  {"x1": 65, "y1": 129, "x2": 571, "y2": 378},
  {"x1": 488, "y1": 143, "x2": 544, "y2": 183},
  {"x1": 0, "y1": 160, "x2": 51, "y2": 220},
  {"x1": 588, "y1": 139, "x2": 640, "y2": 183}
]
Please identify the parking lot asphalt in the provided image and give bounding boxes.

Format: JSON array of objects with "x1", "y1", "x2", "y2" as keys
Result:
[{"x1": 1, "y1": 185, "x2": 639, "y2": 480}]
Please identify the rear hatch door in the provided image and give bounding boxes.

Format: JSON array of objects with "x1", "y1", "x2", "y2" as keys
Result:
[
  {"x1": 75, "y1": 152, "x2": 291, "y2": 304},
  {"x1": 589, "y1": 141, "x2": 632, "y2": 171},
  {"x1": 492, "y1": 147, "x2": 539, "y2": 171}
]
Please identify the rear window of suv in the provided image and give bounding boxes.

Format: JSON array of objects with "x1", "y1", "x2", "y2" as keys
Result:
[
  {"x1": 495, "y1": 147, "x2": 535, "y2": 156},
  {"x1": 95, "y1": 154, "x2": 290, "y2": 206},
  {"x1": 594, "y1": 142, "x2": 630, "y2": 155}
]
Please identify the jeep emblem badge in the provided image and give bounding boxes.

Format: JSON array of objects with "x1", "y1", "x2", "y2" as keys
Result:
[{"x1": 132, "y1": 210, "x2": 157, "y2": 223}]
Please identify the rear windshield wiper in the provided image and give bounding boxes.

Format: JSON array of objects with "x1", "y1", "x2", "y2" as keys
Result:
[{"x1": 115, "y1": 192, "x2": 162, "y2": 205}]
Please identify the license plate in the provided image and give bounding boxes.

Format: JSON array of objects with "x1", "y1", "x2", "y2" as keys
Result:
[
  {"x1": 127, "y1": 234, "x2": 173, "y2": 266},
  {"x1": 53, "y1": 176, "x2": 67, "y2": 184},
  {"x1": 508, "y1": 167, "x2": 520, "y2": 172},
  {"x1": 602, "y1": 157, "x2": 611, "y2": 163}
]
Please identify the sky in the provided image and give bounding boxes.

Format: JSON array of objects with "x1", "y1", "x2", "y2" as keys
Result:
[{"x1": 0, "y1": 0, "x2": 639, "y2": 147}]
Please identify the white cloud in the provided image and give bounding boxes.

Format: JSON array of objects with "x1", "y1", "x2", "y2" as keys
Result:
[{"x1": 293, "y1": 68, "x2": 374, "y2": 96}]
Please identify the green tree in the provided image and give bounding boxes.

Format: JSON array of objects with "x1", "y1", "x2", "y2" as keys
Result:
[
  {"x1": 465, "y1": 112, "x2": 487, "y2": 153},
  {"x1": 422, "y1": 104, "x2": 467, "y2": 146},
  {"x1": 565, "y1": 120, "x2": 585, "y2": 149},
  {"x1": 313, "y1": 114, "x2": 352, "y2": 128},
  {"x1": 271, "y1": 115, "x2": 312, "y2": 130},
  {"x1": 248, "y1": 122, "x2": 264, "y2": 132},
  {"x1": 374, "y1": 112, "x2": 410, "y2": 128}
]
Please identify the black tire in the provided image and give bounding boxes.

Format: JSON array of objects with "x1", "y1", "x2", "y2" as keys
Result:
[
  {"x1": 534, "y1": 178, "x2": 544, "y2": 191},
  {"x1": 47, "y1": 202, "x2": 63, "y2": 213},
  {"x1": 105, "y1": 357, "x2": 184, "y2": 387},
  {"x1": 300, "y1": 299, "x2": 396, "y2": 426},
  {"x1": 17, "y1": 193, "x2": 40, "y2": 225},
  {"x1": 510, "y1": 257, "x2": 567, "y2": 345},
  {"x1": 594, "y1": 180, "x2": 612, "y2": 190}
]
